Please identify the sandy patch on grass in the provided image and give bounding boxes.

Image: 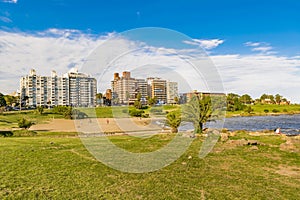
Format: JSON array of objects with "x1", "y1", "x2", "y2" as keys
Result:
[
  {"x1": 276, "y1": 165, "x2": 300, "y2": 178},
  {"x1": 30, "y1": 117, "x2": 161, "y2": 134}
]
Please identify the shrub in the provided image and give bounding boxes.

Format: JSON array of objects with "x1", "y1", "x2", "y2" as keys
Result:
[
  {"x1": 53, "y1": 106, "x2": 70, "y2": 115},
  {"x1": 283, "y1": 109, "x2": 288, "y2": 112},
  {"x1": 129, "y1": 108, "x2": 144, "y2": 117},
  {"x1": 244, "y1": 106, "x2": 253, "y2": 114},
  {"x1": 36, "y1": 106, "x2": 44, "y2": 115},
  {"x1": 264, "y1": 109, "x2": 269, "y2": 113},
  {"x1": 53, "y1": 106, "x2": 88, "y2": 119},
  {"x1": 72, "y1": 109, "x2": 88, "y2": 119},
  {"x1": 272, "y1": 109, "x2": 280, "y2": 113},
  {"x1": 63, "y1": 107, "x2": 73, "y2": 119},
  {"x1": 18, "y1": 118, "x2": 34, "y2": 129},
  {"x1": 0, "y1": 131, "x2": 13, "y2": 137},
  {"x1": 166, "y1": 111, "x2": 181, "y2": 133},
  {"x1": 142, "y1": 113, "x2": 149, "y2": 118},
  {"x1": 140, "y1": 105, "x2": 148, "y2": 110}
]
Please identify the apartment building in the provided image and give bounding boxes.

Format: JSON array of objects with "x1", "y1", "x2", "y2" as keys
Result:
[
  {"x1": 20, "y1": 69, "x2": 97, "y2": 107},
  {"x1": 111, "y1": 71, "x2": 178, "y2": 105},
  {"x1": 147, "y1": 78, "x2": 167, "y2": 104},
  {"x1": 166, "y1": 81, "x2": 178, "y2": 104},
  {"x1": 111, "y1": 71, "x2": 148, "y2": 104}
]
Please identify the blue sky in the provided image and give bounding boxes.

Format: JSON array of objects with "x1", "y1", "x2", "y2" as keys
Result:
[
  {"x1": 1, "y1": 0, "x2": 300, "y2": 55},
  {"x1": 1, "y1": 0, "x2": 300, "y2": 102}
]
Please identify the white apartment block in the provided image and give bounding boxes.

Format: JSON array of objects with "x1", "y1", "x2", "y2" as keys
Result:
[
  {"x1": 20, "y1": 69, "x2": 97, "y2": 107},
  {"x1": 166, "y1": 81, "x2": 179, "y2": 104}
]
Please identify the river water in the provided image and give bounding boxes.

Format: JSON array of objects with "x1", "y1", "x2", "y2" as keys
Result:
[{"x1": 204, "y1": 114, "x2": 300, "y2": 135}]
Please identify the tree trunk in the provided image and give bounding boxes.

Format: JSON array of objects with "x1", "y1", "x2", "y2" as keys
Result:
[
  {"x1": 194, "y1": 122, "x2": 203, "y2": 134},
  {"x1": 171, "y1": 127, "x2": 178, "y2": 133}
]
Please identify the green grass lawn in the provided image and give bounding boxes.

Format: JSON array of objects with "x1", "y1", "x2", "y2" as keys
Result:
[
  {"x1": 1, "y1": 104, "x2": 300, "y2": 129},
  {"x1": 0, "y1": 132, "x2": 299, "y2": 199},
  {"x1": 226, "y1": 104, "x2": 300, "y2": 117},
  {"x1": 0, "y1": 110, "x2": 63, "y2": 129}
]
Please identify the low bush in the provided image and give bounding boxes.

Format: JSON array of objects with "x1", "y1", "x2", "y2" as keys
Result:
[
  {"x1": 129, "y1": 108, "x2": 144, "y2": 117},
  {"x1": 244, "y1": 106, "x2": 253, "y2": 113},
  {"x1": 0, "y1": 131, "x2": 13, "y2": 137},
  {"x1": 18, "y1": 118, "x2": 34, "y2": 129},
  {"x1": 264, "y1": 109, "x2": 269, "y2": 113}
]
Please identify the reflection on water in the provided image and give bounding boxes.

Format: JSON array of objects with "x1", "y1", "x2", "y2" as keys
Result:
[{"x1": 204, "y1": 114, "x2": 300, "y2": 135}]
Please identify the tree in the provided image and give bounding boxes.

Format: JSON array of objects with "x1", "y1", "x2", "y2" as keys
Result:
[
  {"x1": 182, "y1": 95, "x2": 212, "y2": 134},
  {"x1": 226, "y1": 93, "x2": 245, "y2": 111},
  {"x1": 134, "y1": 93, "x2": 142, "y2": 109},
  {"x1": 36, "y1": 106, "x2": 44, "y2": 115},
  {"x1": 0, "y1": 93, "x2": 6, "y2": 107},
  {"x1": 136, "y1": 93, "x2": 142, "y2": 101},
  {"x1": 269, "y1": 95, "x2": 275, "y2": 103},
  {"x1": 166, "y1": 111, "x2": 181, "y2": 133},
  {"x1": 260, "y1": 94, "x2": 275, "y2": 104},
  {"x1": 4, "y1": 95, "x2": 16, "y2": 106},
  {"x1": 63, "y1": 106, "x2": 73, "y2": 119},
  {"x1": 260, "y1": 94, "x2": 268, "y2": 101},
  {"x1": 18, "y1": 118, "x2": 33, "y2": 129},
  {"x1": 282, "y1": 98, "x2": 288, "y2": 103},
  {"x1": 96, "y1": 93, "x2": 103, "y2": 99},
  {"x1": 240, "y1": 94, "x2": 252, "y2": 104},
  {"x1": 22, "y1": 96, "x2": 29, "y2": 107},
  {"x1": 96, "y1": 93, "x2": 103, "y2": 105},
  {"x1": 134, "y1": 100, "x2": 142, "y2": 109},
  {"x1": 147, "y1": 96, "x2": 157, "y2": 106},
  {"x1": 174, "y1": 96, "x2": 179, "y2": 104},
  {"x1": 275, "y1": 94, "x2": 282, "y2": 104}
]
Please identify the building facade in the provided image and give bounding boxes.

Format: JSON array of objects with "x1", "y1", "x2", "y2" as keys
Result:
[
  {"x1": 20, "y1": 69, "x2": 97, "y2": 107},
  {"x1": 111, "y1": 71, "x2": 178, "y2": 105},
  {"x1": 166, "y1": 81, "x2": 178, "y2": 104},
  {"x1": 147, "y1": 78, "x2": 167, "y2": 104},
  {"x1": 111, "y1": 71, "x2": 148, "y2": 104}
]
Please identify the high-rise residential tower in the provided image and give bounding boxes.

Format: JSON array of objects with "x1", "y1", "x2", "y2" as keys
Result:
[
  {"x1": 166, "y1": 81, "x2": 179, "y2": 104},
  {"x1": 20, "y1": 69, "x2": 97, "y2": 107}
]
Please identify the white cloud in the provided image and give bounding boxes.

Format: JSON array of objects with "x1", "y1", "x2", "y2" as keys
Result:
[
  {"x1": 244, "y1": 42, "x2": 261, "y2": 47},
  {"x1": 0, "y1": 29, "x2": 300, "y2": 103},
  {"x1": 2, "y1": 0, "x2": 17, "y2": 3},
  {"x1": 211, "y1": 54, "x2": 300, "y2": 102},
  {"x1": 244, "y1": 41, "x2": 275, "y2": 54},
  {"x1": 0, "y1": 16, "x2": 12, "y2": 23},
  {"x1": 183, "y1": 39, "x2": 224, "y2": 50},
  {"x1": 0, "y1": 29, "x2": 108, "y2": 94},
  {"x1": 252, "y1": 46, "x2": 273, "y2": 52}
]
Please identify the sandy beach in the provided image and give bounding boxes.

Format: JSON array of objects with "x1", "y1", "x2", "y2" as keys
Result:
[{"x1": 30, "y1": 117, "x2": 163, "y2": 134}]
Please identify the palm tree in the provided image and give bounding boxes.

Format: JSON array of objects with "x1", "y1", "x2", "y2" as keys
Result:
[
  {"x1": 182, "y1": 95, "x2": 212, "y2": 134},
  {"x1": 166, "y1": 111, "x2": 181, "y2": 133}
]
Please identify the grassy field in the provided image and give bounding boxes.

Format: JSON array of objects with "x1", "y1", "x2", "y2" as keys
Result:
[
  {"x1": 226, "y1": 104, "x2": 300, "y2": 117},
  {"x1": 1, "y1": 104, "x2": 300, "y2": 129},
  {"x1": 0, "y1": 110, "x2": 63, "y2": 129},
  {"x1": 0, "y1": 131, "x2": 299, "y2": 199}
]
